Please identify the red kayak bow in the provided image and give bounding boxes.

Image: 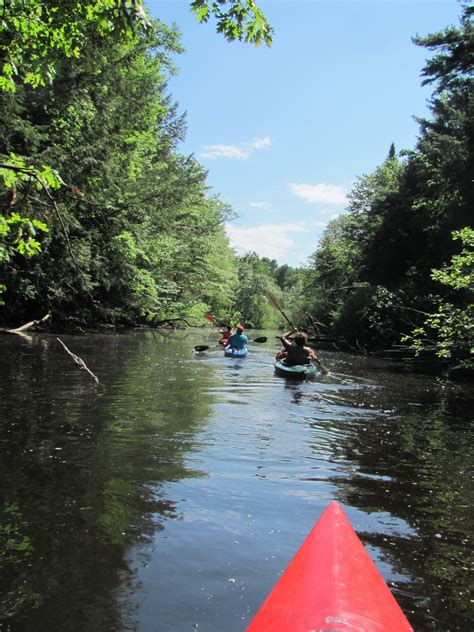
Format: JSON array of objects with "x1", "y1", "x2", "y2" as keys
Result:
[{"x1": 247, "y1": 501, "x2": 413, "y2": 632}]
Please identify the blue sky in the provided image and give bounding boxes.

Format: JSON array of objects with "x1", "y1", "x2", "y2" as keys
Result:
[{"x1": 145, "y1": 0, "x2": 463, "y2": 267}]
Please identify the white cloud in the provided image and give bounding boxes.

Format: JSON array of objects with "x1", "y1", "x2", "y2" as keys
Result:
[
  {"x1": 249, "y1": 201, "x2": 273, "y2": 209},
  {"x1": 200, "y1": 144, "x2": 251, "y2": 159},
  {"x1": 225, "y1": 222, "x2": 311, "y2": 261},
  {"x1": 288, "y1": 182, "x2": 347, "y2": 204},
  {"x1": 199, "y1": 136, "x2": 271, "y2": 160},
  {"x1": 244, "y1": 136, "x2": 271, "y2": 150}
]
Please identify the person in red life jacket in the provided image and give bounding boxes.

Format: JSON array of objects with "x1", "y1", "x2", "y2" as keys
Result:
[{"x1": 218, "y1": 325, "x2": 232, "y2": 345}]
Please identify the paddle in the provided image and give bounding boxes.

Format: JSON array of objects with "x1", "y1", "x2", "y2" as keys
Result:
[
  {"x1": 266, "y1": 290, "x2": 293, "y2": 329},
  {"x1": 194, "y1": 336, "x2": 267, "y2": 353},
  {"x1": 204, "y1": 312, "x2": 217, "y2": 325},
  {"x1": 266, "y1": 290, "x2": 330, "y2": 374}
]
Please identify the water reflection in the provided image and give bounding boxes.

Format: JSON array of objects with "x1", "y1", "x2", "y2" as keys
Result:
[
  {"x1": 0, "y1": 332, "x2": 217, "y2": 630},
  {"x1": 0, "y1": 331, "x2": 472, "y2": 631}
]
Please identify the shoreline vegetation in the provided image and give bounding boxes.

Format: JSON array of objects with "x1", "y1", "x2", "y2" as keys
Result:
[
  {"x1": 0, "y1": 2, "x2": 472, "y2": 380},
  {"x1": 1, "y1": 314, "x2": 471, "y2": 383}
]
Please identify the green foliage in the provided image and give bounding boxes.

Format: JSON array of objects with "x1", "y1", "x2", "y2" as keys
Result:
[
  {"x1": 404, "y1": 228, "x2": 474, "y2": 366},
  {"x1": 0, "y1": 0, "x2": 151, "y2": 92},
  {"x1": 0, "y1": 158, "x2": 58, "y2": 303},
  {"x1": 232, "y1": 253, "x2": 273, "y2": 327},
  {"x1": 1, "y1": 0, "x2": 275, "y2": 326},
  {"x1": 413, "y1": 5, "x2": 474, "y2": 93},
  {"x1": 190, "y1": 0, "x2": 273, "y2": 46},
  {"x1": 2, "y1": 213, "x2": 48, "y2": 258},
  {"x1": 431, "y1": 227, "x2": 474, "y2": 291},
  {"x1": 0, "y1": 10, "x2": 244, "y2": 326}
]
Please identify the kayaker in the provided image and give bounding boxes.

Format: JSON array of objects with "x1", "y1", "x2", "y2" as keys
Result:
[
  {"x1": 226, "y1": 324, "x2": 248, "y2": 350},
  {"x1": 218, "y1": 325, "x2": 232, "y2": 345},
  {"x1": 279, "y1": 328, "x2": 317, "y2": 366}
]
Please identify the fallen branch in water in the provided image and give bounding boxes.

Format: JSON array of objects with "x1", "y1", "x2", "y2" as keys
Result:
[
  {"x1": 0, "y1": 313, "x2": 50, "y2": 335},
  {"x1": 57, "y1": 337, "x2": 99, "y2": 384}
]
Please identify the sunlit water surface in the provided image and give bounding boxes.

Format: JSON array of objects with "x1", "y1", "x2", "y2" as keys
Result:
[{"x1": 0, "y1": 330, "x2": 472, "y2": 631}]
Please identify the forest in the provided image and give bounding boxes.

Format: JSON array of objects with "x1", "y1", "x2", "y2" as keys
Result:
[{"x1": 0, "y1": 1, "x2": 472, "y2": 374}]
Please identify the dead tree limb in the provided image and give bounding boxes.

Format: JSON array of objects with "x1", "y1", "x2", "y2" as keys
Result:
[
  {"x1": 0, "y1": 313, "x2": 50, "y2": 335},
  {"x1": 57, "y1": 337, "x2": 99, "y2": 384}
]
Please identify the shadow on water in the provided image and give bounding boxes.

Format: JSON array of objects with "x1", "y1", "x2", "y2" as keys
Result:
[{"x1": 0, "y1": 330, "x2": 472, "y2": 631}]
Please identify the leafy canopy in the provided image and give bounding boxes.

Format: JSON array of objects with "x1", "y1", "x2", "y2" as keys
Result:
[{"x1": 190, "y1": 0, "x2": 273, "y2": 46}]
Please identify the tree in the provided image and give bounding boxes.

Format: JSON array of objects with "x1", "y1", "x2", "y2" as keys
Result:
[
  {"x1": 231, "y1": 253, "x2": 279, "y2": 327},
  {"x1": 1, "y1": 0, "x2": 275, "y2": 325},
  {"x1": 0, "y1": 0, "x2": 151, "y2": 93},
  {"x1": 403, "y1": 228, "x2": 474, "y2": 368},
  {"x1": 413, "y1": 4, "x2": 473, "y2": 94},
  {"x1": 303, "y1": 6, "x2": 473, "y2": 358},
  {"x1": 304, "y1": 150, "x2": 404, "y2": 346}
]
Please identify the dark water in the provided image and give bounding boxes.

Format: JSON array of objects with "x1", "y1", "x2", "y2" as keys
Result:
[{"x1": 0, "y1": 330, "x2": 472, "y2": 631}]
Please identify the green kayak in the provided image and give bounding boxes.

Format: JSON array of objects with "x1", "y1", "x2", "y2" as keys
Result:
[{"x1": 274, "y1": 360, "x2": 317, "y2": 379}]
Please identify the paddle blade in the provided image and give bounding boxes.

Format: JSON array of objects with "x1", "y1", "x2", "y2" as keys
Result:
[
  {"x1": 266, "y1": 290, "x2": 294, "y2": 328},
  {"x1": 204, "y1": 312, "x2": 216, "y2": 324},
  {"x1": 314, "y1": 358, "x2": 330, "y2": 374},
  {"x1": 252, "y1": 337, "x2": 267, "y2": 343},
  {"x1": 194, "y1": 345, "x2": 210, "y2": 352},
  {"x1": 266, "y1": 290, "x2": 282, "y2": 311}
]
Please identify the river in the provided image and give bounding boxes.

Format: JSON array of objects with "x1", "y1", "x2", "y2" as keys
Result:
[{"x1": 0, "y1": 330, "x2": 472, "y2": 631}]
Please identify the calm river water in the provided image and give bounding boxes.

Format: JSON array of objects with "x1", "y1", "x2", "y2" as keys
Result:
[{"x1": 0, "y1": 330, "x2": 472, "y2": 631}]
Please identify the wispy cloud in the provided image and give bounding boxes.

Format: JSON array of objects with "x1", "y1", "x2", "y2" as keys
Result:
[
  {"x1": 245, "y1": 136, "x2": 271, "y2": 150},
  {"x1": 289, "y1": 182, "x2": 347, "y2": 204},
  {"x1": 200, "y1": 136, "x2": 271, "y2": 160},
  {"x1": 249, "y1": 201, "x2": 273, "y2": 209},
  {"x1": 225, "y1": 221, "x2": 323, "y2": 262},
  {"x1": 200, "y1": 144, "x2": 250, "y2": 159}
]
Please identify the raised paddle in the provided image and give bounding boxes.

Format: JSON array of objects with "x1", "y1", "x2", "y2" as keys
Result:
[
  {"x1": 266, "y1": 290, "x2": 293, "y2": 329},
  {"x1": 194, "y1": 336, "x2": 267, "y2": 353},
  {"x1": 266, "y1": 290, "x2": 330, "y2": 374}
]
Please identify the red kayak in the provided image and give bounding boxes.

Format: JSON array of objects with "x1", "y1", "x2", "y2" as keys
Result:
[{"x1": 247, "y1": 502, "x2": 413, "y2": 632}]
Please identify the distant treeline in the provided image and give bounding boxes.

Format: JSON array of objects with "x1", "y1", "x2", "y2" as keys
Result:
[{"x1": 0, "y1": 2, "x2": 472, "y2": 371}]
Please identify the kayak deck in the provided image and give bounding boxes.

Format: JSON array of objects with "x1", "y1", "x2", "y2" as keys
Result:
[
  {"x1": 246, "y1": 501, "x2": 413, "y2": 632},
  {"x1": 274, "y1": 360, "x2": 317, "y2": 379}
]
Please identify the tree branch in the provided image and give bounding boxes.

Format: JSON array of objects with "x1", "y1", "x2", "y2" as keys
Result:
[
  {"x1": 57, "y1": 337, "x2": 99, "y2": 384},
  {"x1": 0, "y1": 313, "x2": 50, "y2": 335}
]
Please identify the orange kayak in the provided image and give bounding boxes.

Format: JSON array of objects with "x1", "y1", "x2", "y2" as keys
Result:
[{"x1": 247, "y1": 502, "x2": 413, "y2": 632}]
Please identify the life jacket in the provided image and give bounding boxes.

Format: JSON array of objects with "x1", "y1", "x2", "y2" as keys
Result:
[
  {"x1": 285, "y1": 343, "x2": 312, "y2": 366},
  {"x1": 218, "y1": 330, "x2": 232, "y2": 344}
]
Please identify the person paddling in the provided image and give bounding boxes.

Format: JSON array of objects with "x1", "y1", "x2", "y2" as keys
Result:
[
  {"x1": 226, "y1": 325, "x2": 248, "y2": 351},
  {"x1": 218, "y1": 325, "x2": 232, "y2": 345},
  {"x1": 279, "y1": 328, "x2": 317, "y2": 366}
]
